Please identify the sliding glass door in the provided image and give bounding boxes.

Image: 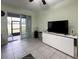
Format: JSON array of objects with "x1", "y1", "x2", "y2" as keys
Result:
[
  {"x1": 7, "y1": 13, "x2": 32, "y2": 41},
  {"x1": 27, "y1": 16, "x2": 32, "y2": 38},
  {"x1": 7, "y1": 16, "x2": 21, "y2": 42},
  {"x1": 12, "y1": 21, "x2": 20, "y2": 36},
  {"x1": 20, "y1": 15, "x2": 32, "y2": 39},
  {"x1": 20, "y1": 15, "x2": 27, "y2": 39}
]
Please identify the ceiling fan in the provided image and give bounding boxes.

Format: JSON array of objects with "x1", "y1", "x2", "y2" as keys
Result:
[
  {"x1": 29, "y1": 0, "x2": 33, "y2": 2},
  {"x1": 29, "y1": 0, "x2": 46, "y2": 5},
  {"x1": 42, "y1": 0, "x2": 46, "y2": 5}
]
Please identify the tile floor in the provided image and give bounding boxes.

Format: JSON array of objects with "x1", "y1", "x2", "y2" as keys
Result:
[
  {"x1": 8, "y1": 35, "x2": 20, "y2": 42},
  {"x1": 1, "y1": 38, "x2": 77, "y2": 59}
]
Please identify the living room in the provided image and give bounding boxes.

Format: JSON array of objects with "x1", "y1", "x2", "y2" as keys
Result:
[{"x1": 1, "y1": 0, "x2": 78, "y2": 59}]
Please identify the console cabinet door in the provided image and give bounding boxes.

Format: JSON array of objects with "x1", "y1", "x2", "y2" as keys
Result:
[{"x1": 42, "y1": 32, "x2": 74, "y2": 57}]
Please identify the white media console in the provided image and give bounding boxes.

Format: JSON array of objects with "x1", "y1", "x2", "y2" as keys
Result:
[{"x1": 42, "y1": 32, "x2": 77, "y2": 57}]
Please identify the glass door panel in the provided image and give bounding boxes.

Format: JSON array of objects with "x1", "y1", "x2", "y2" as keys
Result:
[
  {"x1": 27, "y1": 16, "x2": 32, "y2": 38},
  {"x1": 12, "y1": 21, "x2": 20, "y2": 36},
  {"x1": 12, "y1": 22, "x2": 20, "y2": 29},
  {"x1": 21, "y1": 16, "x2": 27, "y2": 39},
  {"x1": 7, "y1": 17, "x2": 11, "y2": 36},
  {"x1": 12, "y1": 17, "x2": 20, "y2": 21}
]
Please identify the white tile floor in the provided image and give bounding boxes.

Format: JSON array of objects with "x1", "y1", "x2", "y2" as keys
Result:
[
  {"x1": 8, "y1": 35, "x2": 20, "y2": 42},
  {"x1": 1, "y1": 38, "x2": 77, "y2": 59}
]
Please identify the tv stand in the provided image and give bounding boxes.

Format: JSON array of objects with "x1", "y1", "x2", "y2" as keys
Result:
[{"x1": 42, "y1": 32, "x2": 77, "y2": 57}]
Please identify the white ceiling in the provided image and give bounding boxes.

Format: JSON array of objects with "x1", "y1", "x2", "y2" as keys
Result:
[{"x1": 1, "y1": 0, "x2": 64, "y2": 11}]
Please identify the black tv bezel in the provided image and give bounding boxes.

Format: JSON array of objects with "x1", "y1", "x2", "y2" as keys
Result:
[{"x1": 48, "y1": 20, "x2": 68, "y2": 35}]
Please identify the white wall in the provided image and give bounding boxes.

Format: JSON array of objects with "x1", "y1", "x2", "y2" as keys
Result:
[
  {"x1": 36, "y1": 0, "x2": 78, "y2": 35},
  {"x1": 1, "y1": 4, "x2": 37, "y2": 45}
]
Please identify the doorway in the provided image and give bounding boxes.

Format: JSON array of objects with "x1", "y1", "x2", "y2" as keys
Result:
[
  {"x1": 21, "y1": 15, "x2": 32, "y2": 39},
  {"x1": 7, "y1": 13, "x2": 32, "y2": 42},
  {"x1": 20, "y1": 15, "x2": 27, "y2": 39},
  {"x1": 7, "y1": 16, "x2": 21, "y2": 42},
  {"x1": 11, "y1": 21, "x2": 20, "y2": 36}
]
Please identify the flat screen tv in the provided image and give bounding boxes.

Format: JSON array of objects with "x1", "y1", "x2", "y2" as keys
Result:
[{"x1": 48, "y1": 20, "x2": 68, "y2": 34}]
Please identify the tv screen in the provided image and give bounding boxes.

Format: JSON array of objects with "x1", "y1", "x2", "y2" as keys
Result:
[{"x1": 48, "y1": 20, "x2": 68, "y2": 34}]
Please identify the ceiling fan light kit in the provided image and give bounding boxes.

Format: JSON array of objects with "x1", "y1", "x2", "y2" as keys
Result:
[
  {"x1": 42, "y1": 0, "x2": 46, "y2": 5},
  {"x1": 29, "y1": 0, "x2": 46, "y2": 5},
  {"x1": 29, "y1": 0, "x2": 33, "y2": 2}
]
